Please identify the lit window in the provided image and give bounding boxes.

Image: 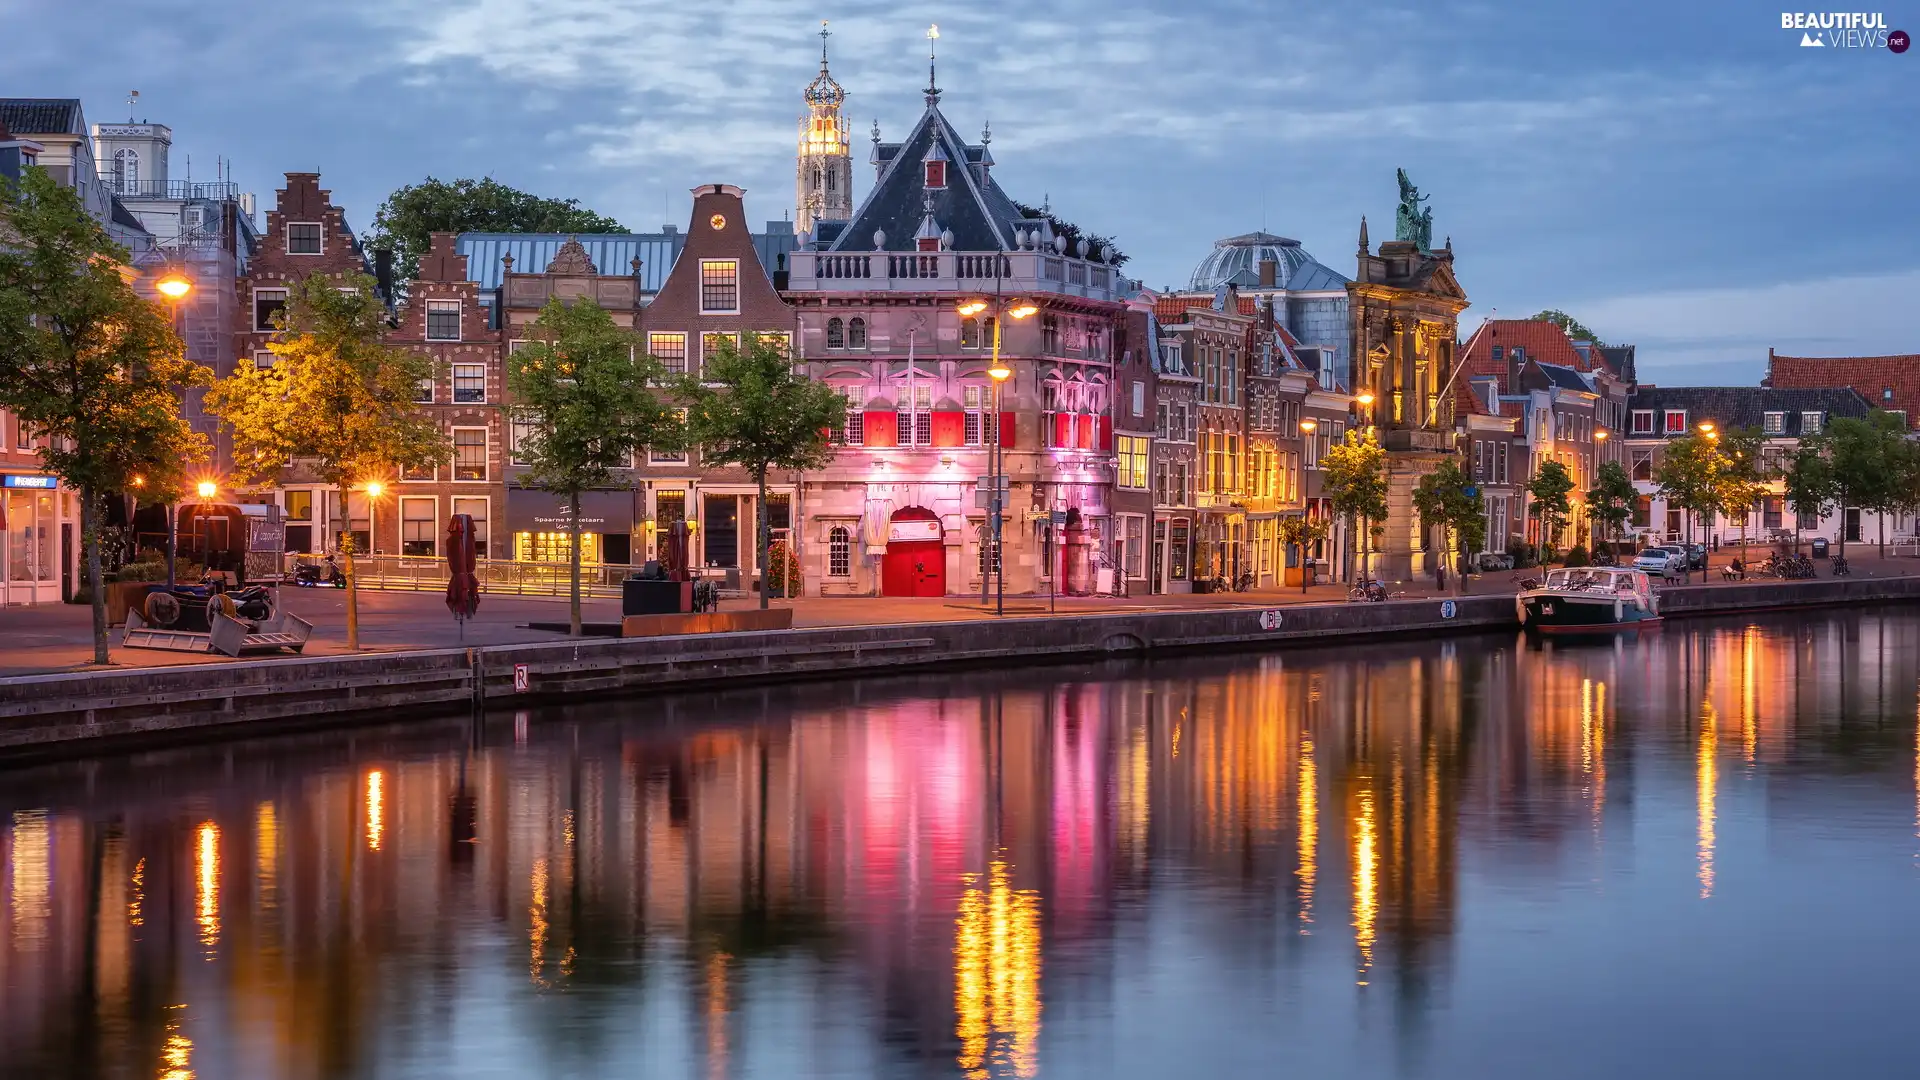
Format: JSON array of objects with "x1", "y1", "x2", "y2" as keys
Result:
[
  {"x1": 699, "y1": 259, "x2": 739, "y2": 313},
  {"x1": 1763, "y1": 411, "x2": 1785, "y2": 435},
  {"x1": 963, "y1": 385, "x2": 996, "y2": 446},
  {"x1": 960, "y1": 317, "x2": 981, "y2": 349},
  {"x1": 701, "y1": 332, "x2": 740, "y2": 377},
  {"x1": 649, "y1": 332, "x2": 688, "y2": 375},
  {"x1": 828, "y1": 526, "x2": 852, "y2": 577},
  {"x1": 452, "y1": 427, "x2": 487, "y2": 481},
  {"x1": 287, "y1": 222, "x2": 322, "y2": 255},
  {"x1": 453, "y1": 364, "x2": 486, "y2": 403},
  {"x1": 1117, "y1": 435, "x2": 1149, "y2": 490},
  {"x1": 425, "y1": 300, "x2": 460, "y2": 341},
  {"x1": 1663, "y1": 410, "x2": 1687, "y2": 434}
]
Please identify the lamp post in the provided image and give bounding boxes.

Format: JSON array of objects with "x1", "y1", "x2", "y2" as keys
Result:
[
  {"x1": 1298, "y1": 419, "x2": 1318, "y2": 594},
  {"x1": 193, "y1": 480, "x2": 218, "y2": 583},
  {"x1": 155, "y1": 269, "x2": 194, "y2": 590},
  {"x1": 958, "y1": 296, "x2": 1036, "y2": 616}
]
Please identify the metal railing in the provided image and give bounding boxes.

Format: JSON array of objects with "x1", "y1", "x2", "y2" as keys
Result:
[
  {"x1": 97, "y1": 177, "x2": 241, "y2": 200},
  {"x1": 283, "y1": 554, "x2": 752, "y2": 599}
]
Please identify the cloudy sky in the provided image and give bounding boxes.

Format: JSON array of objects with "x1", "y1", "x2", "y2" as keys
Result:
[{"x1": 9, "y1": 0, "x2": 1913, "y2": 383}]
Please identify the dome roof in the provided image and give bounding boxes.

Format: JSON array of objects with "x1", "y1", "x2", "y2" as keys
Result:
[{"x1": 1188, "y1": 231, "x2": 1342, "y2": 292}]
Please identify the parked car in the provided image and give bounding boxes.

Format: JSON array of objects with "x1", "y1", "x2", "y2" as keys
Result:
[
  {"x1": 1684, "y1": 543, "x2": 1708, "y2": 570},
  {"x1": 1633, "y1": 546, "x2": 1687, "y2": 579}
]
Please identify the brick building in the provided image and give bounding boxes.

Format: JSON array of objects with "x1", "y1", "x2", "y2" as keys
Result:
[{"x1": 1109, "y1": 302, "x2": 1157, "y2": 594}]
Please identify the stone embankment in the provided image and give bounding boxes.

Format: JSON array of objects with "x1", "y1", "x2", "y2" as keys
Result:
[{"x1": 3, "y1": 577, "x2": 1915, "y2": 754}]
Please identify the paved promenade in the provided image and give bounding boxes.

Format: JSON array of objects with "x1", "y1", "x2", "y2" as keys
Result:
[{"x1": 1, "y1": 546, "x2": 1912, "y2": 677}]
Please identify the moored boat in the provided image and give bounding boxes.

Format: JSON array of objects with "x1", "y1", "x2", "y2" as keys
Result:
[{"x1": 1516, "y1": 567, "x2": 1661, "y2": 634}]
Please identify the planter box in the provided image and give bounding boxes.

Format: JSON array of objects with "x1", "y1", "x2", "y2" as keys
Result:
[
  {"x1": 621, "y1": 607, "x2": 795, "y2": 638},
  {"x1": 106, "y1": 582, "x2": 156, "y2": 626}
]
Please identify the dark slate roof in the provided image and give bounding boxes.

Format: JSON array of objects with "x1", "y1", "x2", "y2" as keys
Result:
[
  {"x1": 0, "y1": 99, "x2": 83, "y2": 136},
  {"x1": 1628, "y1": 386, "x2": 1873, "y2": 436},
  {"x1": 1537, "y1": 362, "x2": 1596, "y2": 392},
  {"x1": 1598, "y1": 344, "x2": 1637, "y2": 383},
  {"x1": 833, "y1": 102, "x2": 1033, "y2": 253}
]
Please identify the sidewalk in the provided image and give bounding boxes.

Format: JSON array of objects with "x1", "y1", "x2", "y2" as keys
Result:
[{"x1": 2, "y1": 547, "x2": 1913, "y2": 677}]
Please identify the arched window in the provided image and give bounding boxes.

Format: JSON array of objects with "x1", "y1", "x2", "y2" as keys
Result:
[
  {"x1": 960, "y1": 316, "x2": 981, "y2": 349},
  {"x1": 112, "y1": 148, "x2": 139, "y2": 193},
  {"x1": 825, "y1": 169, "x2": 836, "y2": 193},
  {"x1": 848, "y1": 317, "x2": 867, "y2": 349},
  {"x1": 813, "y1": 166, "x2": 823, "y2": 191},
  {"x1": 826, "y1": 317, "x2": 845, "y2": 349},
  {"x1": 828, "y1": 526, "x2": 852, "y2": 578}
]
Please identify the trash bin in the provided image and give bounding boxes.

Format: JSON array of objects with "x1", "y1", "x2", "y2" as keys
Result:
[{"x1": 1811, "y1": 538, "x2": 1829, "y2": 558}]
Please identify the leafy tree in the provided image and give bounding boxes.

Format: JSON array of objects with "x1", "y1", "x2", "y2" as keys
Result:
[
  {"x1": 1585, "y1": 460, "x2": 1636, "y2": 549},
  {"x1": 1011, "y1": 201, "x2": 1126, "y2": 265},
  {"x1": 1525, "y1": 458, "x2": 1576, "y2": 565},
  {"x1": 1529, "y1": 309, "x2": 1604, "y2": 346},
  {"x1": 367, "y1": 177, "x2": 624, "y2": 285},
  {"x1": 1782, "y1": 441, "x2": 1834, "y2": 553},
  {"x1": 205, "y1": 273, "x2": 447, "y2": 649},
  {"x1": 1819, "y1": 410, "x2": 1911, "y2": 555},
  {"x1": 1321, "y1": 429, "x2": 1388, "y2": 581},
  {"x1": 1653, "y1": 433, "x2": 1723, "y2": 581},
  {"x1": 0, "y1": 167, "x2": 211, "y2": 664},
  {"x1": 1411, "y1": 458, "x2": 1485, "y2": 592},
  {"x1": 510, "y1": 298, "x2": 682, "y2": 635},
  {"x1": 1276, "y1": 514, "x2": 1329, "y2": 593},
  {"x1": 1714, "y1": 426, "x2": 1771, "y2": 551},
  {"x1": 676, "y1": 334, "x2": 841, "y2": 609}
]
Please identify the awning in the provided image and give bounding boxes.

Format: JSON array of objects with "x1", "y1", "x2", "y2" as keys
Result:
[{"x1": 505, "y1": 487, "x2": 638, "y2": 534}]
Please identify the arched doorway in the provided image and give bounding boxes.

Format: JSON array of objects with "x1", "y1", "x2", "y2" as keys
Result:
[{"x1": 881, "y1": 506, "x2": 945, "y2": 597}]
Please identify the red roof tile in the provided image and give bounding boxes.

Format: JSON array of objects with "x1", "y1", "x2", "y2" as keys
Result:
[
  {"x1": 1154, "y1": 294, "x2": 1271, "y2": 320},
  {"x1": 1453, "y1": 379, "x2": 1487, "y2": 416},
  {"x1": 1457, "y1": 319, "x2": 1595, "y2": 391},
  {"x1": 1766, "y1": 353, "x2": 1920, "y2": 430}
]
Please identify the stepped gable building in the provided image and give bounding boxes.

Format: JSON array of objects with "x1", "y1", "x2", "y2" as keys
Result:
[
  {"x1": 494, "y1": 234, "x2": 646, "y2": 566},
  {"x1": 1109, "y1": 299, "x2": 1158, "y2": 595},
  {"x1": 1764, "y1": 351, "x2": 1919, "y2": 431},
  {"x1": 633, "y1": 184, "x2": 798, "y2": 584},
  {"x1": 786, "y1": 51, "x2": 1138, "y2": 597},
  {"x1": 232, "y1": 172, "x2": 374, "y2": 555},
  {"x1": 795, "y1": 22, "x2": 854, "y2": 237},
  {"x1": 383, "y1": 233, "x2": 504, "y2": 560},
  {"x1": 1347, "y1": 197, "x2": 1470, "y2": 579}
]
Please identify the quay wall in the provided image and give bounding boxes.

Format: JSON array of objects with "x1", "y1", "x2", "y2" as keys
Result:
[{"x1": 3, "y1": 577, "x2": 1916, "y2": 754}]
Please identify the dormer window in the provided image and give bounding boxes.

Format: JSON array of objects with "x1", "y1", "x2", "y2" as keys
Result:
[{"x1": 925, "y1": 160, "x2": 946, "y2": 188}]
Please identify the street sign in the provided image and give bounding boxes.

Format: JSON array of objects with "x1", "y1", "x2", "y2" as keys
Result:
[
  {"x1": 976, "y1": 474, "x2": 1010, "y2": 492},
  {"x1": 1258, "y1": 609, "x2": 1284, "y2": 631},
  {"x1": 1440, "y1": 600, "x2": 1457, "y2": 619},
  {"x1": 1049, "y1": 510, "x2": 1067, "y2": 526}
]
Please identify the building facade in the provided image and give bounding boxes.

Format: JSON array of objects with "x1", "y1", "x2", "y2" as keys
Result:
[
  {"x1": 1764, "y1": 351, "x2": 1919, "y2": 432},
  {"x1": 785, "y1": 72, "x2": 1136, "y2": 597}
]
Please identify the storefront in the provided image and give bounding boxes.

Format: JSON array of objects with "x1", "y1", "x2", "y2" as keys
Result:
[
  {"x1": 2, "y1": 473, "x2": 75, "y2": 606},
  {"x1": 505, "y1": 487, "x2": 638, "y2": 565}
]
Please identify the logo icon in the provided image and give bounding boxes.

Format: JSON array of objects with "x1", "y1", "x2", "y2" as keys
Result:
[
  {"x1": 1801, "y1": 31, "x2": 1825, "y2": 46},
  {"x1": 1892, "y1": 29, "x2": 1911, "y2": 52}
]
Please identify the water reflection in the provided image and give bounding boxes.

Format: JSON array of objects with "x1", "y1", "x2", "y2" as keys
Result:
[{"x1": 2, "y1": 609, "x2": 1920, "y2": 1079}]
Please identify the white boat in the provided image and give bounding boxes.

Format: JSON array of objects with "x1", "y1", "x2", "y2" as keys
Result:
[{"x1": 1516, "y1": 567, "x2": 1662, "y2": 634}]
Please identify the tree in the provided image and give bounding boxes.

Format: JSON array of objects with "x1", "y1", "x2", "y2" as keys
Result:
[
  {"x1": 1585, "y1": 460, "x2": 1636, "y2": 549},
  {"x1": 1010, "y1": 201, "x2": 1127, "y2": 265},
  {"x1": 1529, "y1": 309, "x2": 1604, "y2": 346},
  {"x1": 1782, "y1": 441, "x2": 1835, "y2": 553},
  {"x1": 1819, "y1": 410, "x2": 1911, "y2": 556},
  {"x1": 1714, "y1": 426, "x2": 1771, "y2": 552},
  {"x1": 676, "y1": 334, "x2": 842, "y2": 609},
  {"x1": 367, "y1": 177, "x2": 624, "y2": 285},
  {"x1": 1653, "y1": 433, "x2": 1723, "y2": 582},
  {"x1": 0, "y1": 168, "x2": 212, "y2": 664},
  {"x1": 509, "y1": 298, "x2": 682, "y2": 635},
  {"x1": 1411, "y1": 459, "x2": 1485, "y2": 593},
  {"x1": 1276, "y1": 514, "x2": 1329, "y2": 594},
  {"x1": 1526, "y1": 459, "x2": 1576, "y2": 565},
  {"x1": 205, "y1": 273, "x2": 447, "y2": 649},
  {"x1": 1321, "y1": 429, "x2": 1388, "y2": 581}
]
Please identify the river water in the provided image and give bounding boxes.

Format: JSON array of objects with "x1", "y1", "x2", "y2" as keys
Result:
[{"x1": 4, "y1": 609, "x2": 1919, "y2": 1079}]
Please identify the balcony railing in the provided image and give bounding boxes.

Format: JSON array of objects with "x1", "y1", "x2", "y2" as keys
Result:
[
  {"x1": 97, "y1": 177, "x2": 241, "y2": 201},
  {"x1": 279, "y1": 554, "x2": 751, "y2": 599},
  {"x1": 789, "y1": 250, "x2": 1137, "y2": 302}
]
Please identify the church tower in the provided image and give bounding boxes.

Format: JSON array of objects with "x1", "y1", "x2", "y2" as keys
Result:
[{"x1": 796, "y1": 22, "x2": 852, "y2": 237}]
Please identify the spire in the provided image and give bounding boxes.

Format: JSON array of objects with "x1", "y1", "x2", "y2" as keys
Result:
[
  {"x1": 819, "y1": 19, "x2": 831, "y2": 68},
  {"x1": 982, "y1": 118, "x2": 991, "y2": 145},
  {"x1": 925, "y1": 24, "x2": 940, "y2": 105},
  {"x1": 871, "y1": 118, "x2": 880, "y2": 145},
  {"x1": 1357, "y1": 215, "x2": 1369, "y2": 253}
]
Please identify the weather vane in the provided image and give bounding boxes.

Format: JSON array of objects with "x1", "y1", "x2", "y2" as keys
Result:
[{"x1": 925, "y1": 23, "x2": 941, "y2": 102}]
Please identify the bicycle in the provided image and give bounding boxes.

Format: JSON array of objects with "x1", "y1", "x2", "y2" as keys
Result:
[{"x1": 1233, "y1": 570, "x2": 1256, "y2": 592}]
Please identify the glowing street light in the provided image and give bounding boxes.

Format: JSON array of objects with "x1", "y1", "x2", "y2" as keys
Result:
[
  {"x1": 155, "y1": 270, "x2": 193, "y2": 301},
  {"x1": 364, "y1": 480, "x2": 386, "y2": 500},
  {"x1": 1300, "y1": 418, "x2": 1318, "y2": 434},
  {"x1": 1697, "y1": 421, "x2": 1715, "y2": 435},
  {"x1": 1594, "y1": 429, "x2": 1609, "y2": 441},
  {"x1": 196, "y1": 480, "x2": 218, "y2": 499}
]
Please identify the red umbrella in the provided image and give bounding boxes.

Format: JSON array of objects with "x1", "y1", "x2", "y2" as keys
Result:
[{"x1": 445, "y1": 514, "x2": 480, "y2": 622}]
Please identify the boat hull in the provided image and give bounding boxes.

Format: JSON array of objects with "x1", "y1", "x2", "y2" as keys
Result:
[{"x1": 1519, "y1": 592, "x2": 1660, "y2": 634}]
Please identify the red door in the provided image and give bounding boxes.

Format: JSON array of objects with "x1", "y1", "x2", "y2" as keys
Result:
[{"x1": 882, "y1": 541, "x2": 945, "y2": 596}]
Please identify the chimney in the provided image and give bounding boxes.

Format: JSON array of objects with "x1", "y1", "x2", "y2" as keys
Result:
[
  {"x1": 1258, "y1": 257, "x2": 1277, "y2": 289},
  {"x1": 374, "y1": 247, "x2": 394, "y2": 303},
  {"x1": 772, "y1": 252, "x2": 789, "y2": 291}
]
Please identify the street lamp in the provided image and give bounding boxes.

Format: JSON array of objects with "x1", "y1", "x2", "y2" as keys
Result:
[
  {"x1": 155, "y1": 271, "x2": 193, "y2": 301},
  {"x1": 149, "y1": 272, "x2": 196, "y2": 589},
  {"x1": 1594, "y1": 429, "x2": 1608, "y2": 441},
  {"x1": 960, "y1": 296, "x2": 1037, "y2": 615},
  {"x1": 1355, "y1": 390, "x2": 1375, "y2": 432}
]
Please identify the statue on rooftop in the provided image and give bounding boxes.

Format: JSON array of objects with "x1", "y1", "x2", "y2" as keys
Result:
[{"x1": 1394, "y1": 168, "x2": 1434, "y2": 253}]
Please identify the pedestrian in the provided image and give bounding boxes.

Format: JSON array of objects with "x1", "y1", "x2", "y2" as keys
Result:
[{"x1": 1434, "y1": 559, "x2": 1447, "y2": 593}]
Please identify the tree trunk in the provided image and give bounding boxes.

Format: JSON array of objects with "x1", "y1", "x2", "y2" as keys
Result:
[
  {"x1": 82, "y1": 488, "x2": 109, "y2": 665},
  {"x1": 756, "y1": 468, "x2": 770, "y2": 610},
  {"x1": 569, "y1": 490, "x2": 583, "y2": 636},
  {"x1": 341, "y1": 482, "x2": 360, "y2": 650}
]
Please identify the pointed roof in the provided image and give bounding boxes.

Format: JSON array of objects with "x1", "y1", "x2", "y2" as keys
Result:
[{"x1": 830, "y1": 98, "x2": 1031, "y2": 254}]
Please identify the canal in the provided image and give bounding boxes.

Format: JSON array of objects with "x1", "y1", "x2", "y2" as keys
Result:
[{"x1": 3, "y1": 609, "x2": 1918, "y2": 1079}]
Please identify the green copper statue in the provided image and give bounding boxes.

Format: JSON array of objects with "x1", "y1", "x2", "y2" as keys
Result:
[{"x1": 1394, "y1": 168, "x2": 1433, "y2": 252}]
